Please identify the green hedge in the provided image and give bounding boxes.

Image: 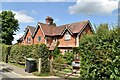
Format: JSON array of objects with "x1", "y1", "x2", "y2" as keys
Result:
[
  {"x1": 9, "y1": 45, "x2": 32, "y2": 63},
  {"x1": 2, "y1": 44, "x2": 11, "y2": 63},
  {"x1": 79, "y1": 26, "x2": 120, "y2": 79},
  {"x1": 2, "y1": 43, "x2": 50, "y2": 73}
]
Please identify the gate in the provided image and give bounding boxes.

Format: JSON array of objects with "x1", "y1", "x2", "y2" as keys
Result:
[{"x1": 50, "y1": 61, "x2": 80, "y2": 79}]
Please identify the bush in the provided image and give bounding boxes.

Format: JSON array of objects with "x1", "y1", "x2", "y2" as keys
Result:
[
  {"x1": 9, "y1": 44, "x2": 50, "y2": 74},
  {"x1": 53, "y1": 55, "x2": 67, "y2": 64},
  {"x1": 79, "y1": 25, "x2": 120, "y2": 79},
  {"x1": 9, "y1": 45, "x2": 32, "y2": 63},
  {"x1": 2, "y1": 44, "x2": 11, "y2": 63},
  {"x1": 63, "y1": 51, "x2": 74, "y2": 65}
]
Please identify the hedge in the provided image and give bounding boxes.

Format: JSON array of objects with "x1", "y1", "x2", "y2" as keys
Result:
[
  {"x1": 2, "y1": 43, "x2": 50, "y2": 74},
  {"x1": 2, "y1": 44, "x2": 11, "y2": 63},
  {"x1": 79, "y1": 25, "x2": 120, "y2": 79}
]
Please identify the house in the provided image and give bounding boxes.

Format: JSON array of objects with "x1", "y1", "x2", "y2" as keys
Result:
[
  {"x1": 18, "y1": 16, "x2": 93, "y2": 53},
  {"x1": 18, "y1": 26, "x2": 35, "y2": 45}
]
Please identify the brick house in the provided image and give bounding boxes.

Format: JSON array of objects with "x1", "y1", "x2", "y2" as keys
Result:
[{"x1": 18, "y1": 16, "x2": 93, "y2": 53}]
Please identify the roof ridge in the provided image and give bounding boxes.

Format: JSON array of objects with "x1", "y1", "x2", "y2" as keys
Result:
[{"x1": 57, "y1": 20, "x2": 89, "y2": 27}]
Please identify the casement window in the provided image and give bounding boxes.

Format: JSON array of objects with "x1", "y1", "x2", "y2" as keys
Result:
[
  {"x1": 27, "y1": 37, "x2": 31, "y2": 44},
  {"x1": 65, "y1": 31, "x2": 71, "y2": 40},
  {"x1": 37, "y1": 36, "x2": 41, "y2": 42}
]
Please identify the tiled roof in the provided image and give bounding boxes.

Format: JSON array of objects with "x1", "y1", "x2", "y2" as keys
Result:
[
  {"x1": 38, "y1": 22, "x2": 56, "y2": 36},
  {"x1": 28, "y1": 26, "x2": 36, "y2": 35},
  {"x1": 23, "y1": 26, "x2": 35, "y2": 39},
  {"x1": 66, "y1": 20, "x2": 88, "y2": 33},
  {"x1": 38, "y1": 20, "x2": 89, "y2": 36}
]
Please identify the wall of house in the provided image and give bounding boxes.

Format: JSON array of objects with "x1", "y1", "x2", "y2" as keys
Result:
[
  {"x1": 79, "y1": 23, "x2": 93, "y2": 41},
  {"x1": 24, "y1": 30, "x2": 33, "y2": 45},
  {"x1": 33, "y1": 26, "x2": 45, "y2": 44},
  {"x1": 46, "y1": 36, "x2": 53, "y2": 47},
  {"x1": 84, "y1": 24, "x2": 93, "y2": 34},
  {"x1": 59, "y1": 48, "x2": 73, "y2": 55},
  {"x1": 58, "y1": 23, "x2": 93, "y2": 54},
  {"x1": 57, "y1": 30, "x2": 76, "y2": 48}
]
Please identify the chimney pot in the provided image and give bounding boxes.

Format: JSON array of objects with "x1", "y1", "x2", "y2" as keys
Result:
[{"x1": 45, "y1": 16, "x2": 54, "y2": 25}]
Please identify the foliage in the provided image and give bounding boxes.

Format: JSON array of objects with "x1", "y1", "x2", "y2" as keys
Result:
[
  {"x1": 53, "y1": 54, "x2": 67, "y2": 64},
  {"x1": 2, "y1": 44, "x2": 11, "y2": 63},
  {"x1": 8, "y1": 44, "x2": 50, "y2": 73},
  {"x1": 79, "y1": 24, "x2": 120, "y2": 79},
  {"x1": 63, "y1": 51, "x2": 74, "y2": 65},
  {"x1": 32, "y1": 71, "x2": 50, "y2": 76},
  {"x1": 0, "y1": 11, "x2": 19, "y2": 45},
  {"x1": 33, "y1": 44, "x2": 50, "y2": 73},
  {"x1": 52, "y1": 47, "x2": 60, "y2": 57},
  {"x1": 9, "y1": 45, "x2": 32, "y2": 63}
]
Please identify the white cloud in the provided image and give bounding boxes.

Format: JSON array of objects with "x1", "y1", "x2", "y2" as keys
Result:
[
  {"x1": 12, "y1": 33, "x2": 23, "y2": 44},
  {"x1": 0, "y1": 10, "x2": 35, "y2": 23},
  {"x1": 69, "y1": 0, "x2": 118, "y2": 15},
  {"x1": 12, "y1": 10, "x2": 35, "y2": 23}
]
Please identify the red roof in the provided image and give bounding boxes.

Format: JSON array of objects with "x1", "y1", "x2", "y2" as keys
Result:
[
  {"x1": 23, "y1": 26, "x2": 36, "y2": 39},
  {"x1": 37, "y1": 20, "x2": 89, "y2": 36}
]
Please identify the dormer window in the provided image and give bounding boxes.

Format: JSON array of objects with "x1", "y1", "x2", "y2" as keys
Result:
[
  {"x1": 37, "y1": 36, "x2": 41, "y2": 42},
  {"x1": 65, "y1": 31, "x2": 71, "y2": 40}
]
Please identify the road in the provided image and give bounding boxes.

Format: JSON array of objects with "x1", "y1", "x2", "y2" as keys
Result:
[
  {"x1": 0, "y1": 62, "x2": 66, "y2": 80},
  {"x1": 0, "y1": 62, "x2": 24, "y2": 80}
]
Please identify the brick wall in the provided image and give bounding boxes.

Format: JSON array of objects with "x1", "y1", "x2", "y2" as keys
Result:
[
  {"x1": 33, "y1": 26, "x2": 45, "y2": 44},
  {"x1": 58, "y1": 31, "x2": 76, "y2": 47},
  {"x1": 23, "y1": 30, "x2": 33, "y2": 45}
]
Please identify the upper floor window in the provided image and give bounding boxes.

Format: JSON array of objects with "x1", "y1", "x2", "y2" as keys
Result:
[
  {"x1": 65, "y1": 31, "x2": 71, "y2": 40},
  {"x1": 37, "y1": 36, "x2": 41, "y2": 42},
  {"x1": 27, "y1": 37, "x2": 31, "y2": 44}
]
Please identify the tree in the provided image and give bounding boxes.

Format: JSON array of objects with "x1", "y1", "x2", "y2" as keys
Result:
[
  {"x1": 0, "y1": 11, "x2": 19, "y2": 45},
  {"x1": 79, "y1": 24, "x2": 120, "y2": 79}
]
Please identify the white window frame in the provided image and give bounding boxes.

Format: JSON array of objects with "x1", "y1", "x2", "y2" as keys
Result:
[
  {"x1": 27, "y1": 37, "x2": 31, "y2": 44},
  {"x1": 37, "y1": 36, "x2": 41, "y2": 42},
  {"x1": 65, "y1": 31, "x2": 71, "y2": 41}
]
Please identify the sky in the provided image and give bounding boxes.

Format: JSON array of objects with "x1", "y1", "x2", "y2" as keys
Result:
[{"x1": 1, "y1": 0, "x2": 119, "y2": 44}]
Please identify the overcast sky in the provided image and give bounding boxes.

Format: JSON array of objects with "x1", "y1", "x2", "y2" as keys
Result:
[{"x1": 1, "y1": 0, "x2": 119, "y2": 44}]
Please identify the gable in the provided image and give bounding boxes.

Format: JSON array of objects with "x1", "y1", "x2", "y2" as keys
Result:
[
  {"x1": 24, "y1": 29, "x2": 31, "y2": 39},
  {"x1": 78, "y1": 21, "x2": 93, "y2": 36},
  {"x1": 33, "y1": 25, "x2": 45, "y2": 44}
]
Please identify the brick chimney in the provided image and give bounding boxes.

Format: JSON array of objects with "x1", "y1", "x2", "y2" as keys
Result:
[{"x1": 45, "y1": 16, "x2": 54, "y2": 25}]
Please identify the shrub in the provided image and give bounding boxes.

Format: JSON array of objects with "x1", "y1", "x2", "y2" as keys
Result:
[
  {"x1": 2, "y1": 44, "x2": 11, "y2": 63},
  {"x1": 9, "y1": 44, "x2": 50, "y2": 74},
  {"x1": 63, "y1": 51, "x2": 74, "y2": 65},
  {"x1": 79, "y1": 25, "x2": 120, "y2": 79},
  {"x1": 9, "y1": 45, "x2": 32, "y2": 63},
  {"x1": 53, "y1": 55, "x2": 67, "y2": 64}
]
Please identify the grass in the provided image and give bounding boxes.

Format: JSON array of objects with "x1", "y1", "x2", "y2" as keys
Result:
[{"x1": 32, "y1": 71, "x2": 51, "y2": 76}]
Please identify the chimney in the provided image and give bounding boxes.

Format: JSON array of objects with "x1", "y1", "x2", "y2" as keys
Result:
[{"x1": 45, "y1": 16, "x2": 54, "y2": 25}]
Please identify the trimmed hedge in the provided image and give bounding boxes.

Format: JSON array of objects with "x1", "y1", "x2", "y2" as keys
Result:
[
  {"x1": 2, "y1": 43, "x2": 50, "y2": 74},
  {"x1": 79, "y1": 26, "x2": 120, "y2": 79},
  {"x1": 2, "y1": 44, "x2": 11, "y2": 63}
]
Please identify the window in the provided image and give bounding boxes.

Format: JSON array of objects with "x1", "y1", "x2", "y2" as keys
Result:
[
  {"x1": 37, "y1": 36, "x2": 41, "y2": 42},
  {"x1": 64, "y1": 50, "x2": 67, "y2": 53},
  {"x1": 27, "y1": 37, "x2": 31, "y2": 44},
  {"x1": 65, "y1": 31, "x2": 71, "y2": 40}
]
